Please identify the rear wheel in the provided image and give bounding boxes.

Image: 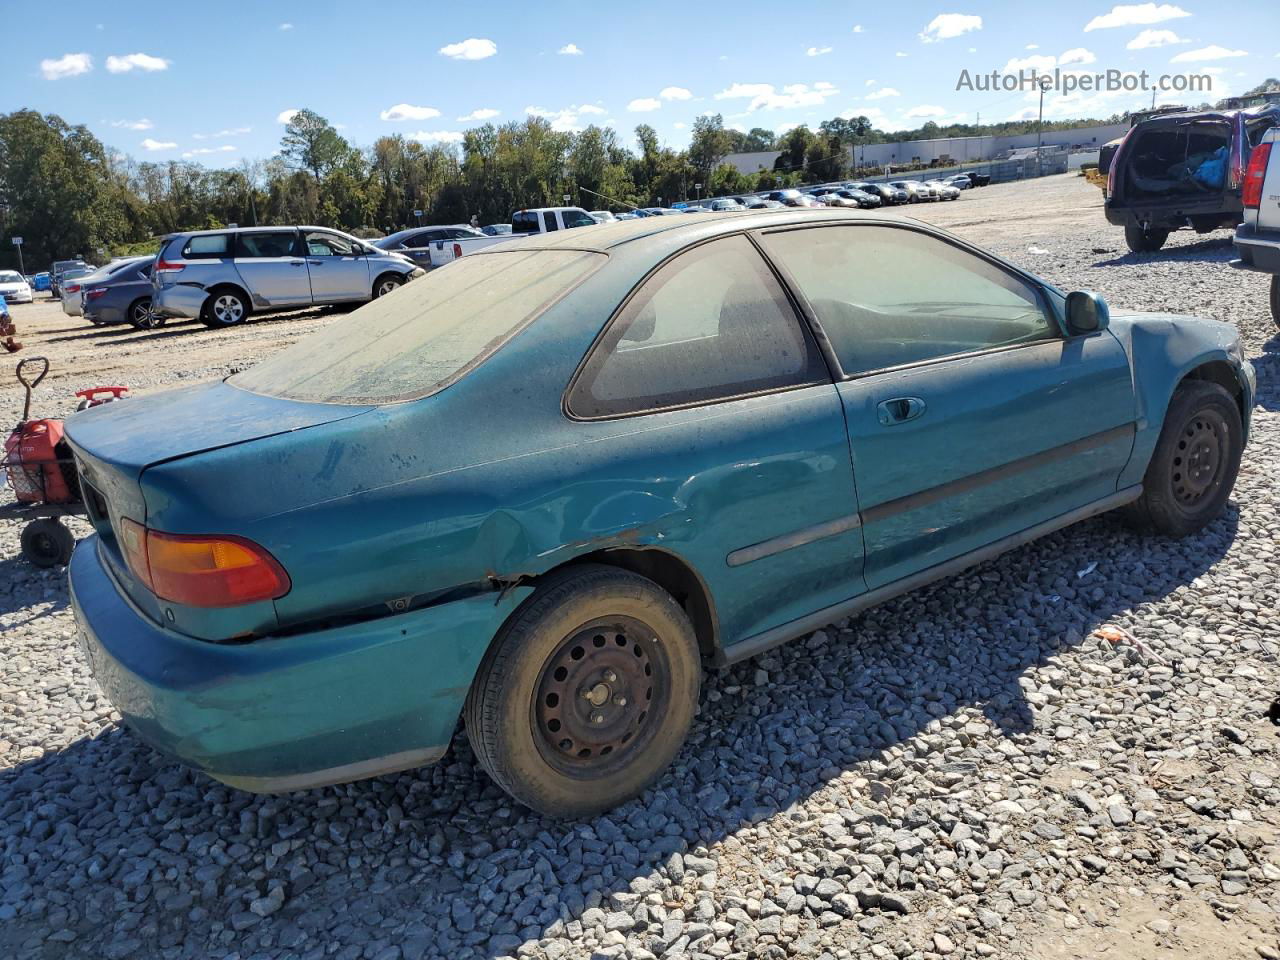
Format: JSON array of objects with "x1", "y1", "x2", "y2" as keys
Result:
[
  {"x1": 1123, "y1": 380, "x2": 1242, "y2": 538},
  {"x1": 1124, "y1": 224, "x2": 1169, "y2": 253},
  {"x1": 1270, "y1": 275, "x2": 1279, "y2": 329},
  {"x1": 201, "y1": 288, "x2": 250, "y2": 328},
  {"x1": 128, "y1": 297, "x2": 160, "y2": 329},
  {"x1": 465, "y1": 564, "x2": 701, "y2": 817},
  {"x1": 21, "y1": 519, "x2": 75, "y2": 568}
]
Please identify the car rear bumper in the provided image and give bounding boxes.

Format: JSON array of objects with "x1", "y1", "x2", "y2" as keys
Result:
[
  {"x1": 1233, "y1": 224, "x2": 1280, "y2": 273},
  {"x1": 69, "y1": 535, "x2": 532, "y2": 792},
  {"x1": 153, "y1": 284, "x2": 207, "y2": 319},
  {"x1": 2, "y1": 291, "x2": 32, "y2": 303}
]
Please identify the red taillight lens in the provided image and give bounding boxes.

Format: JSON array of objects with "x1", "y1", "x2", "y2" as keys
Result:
[
  {"x1": 117, "y1": 518, "x2": 290, "y2": 607},
  {"x1": 154, "y1": 259, "x2": 186, "y2": 276},
  {"x1": 65, "y1": 283, "x2": 81, "y2": 294},
  {"x1": 1243, "y1": 143, "x2": 1272, "y2": 209},
  {"x1": 86, "y1": 287, "x2": 108, "y2": 300}
]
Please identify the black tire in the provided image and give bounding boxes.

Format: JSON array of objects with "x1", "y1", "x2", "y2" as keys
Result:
[
  {"x1": 201, "y1": 288, "x2": 250, "y2": 328},
  {"x1": 1124, "y1": 224, "x2": 1169, "y2": 253},
  {"x1": 465, "y1": 564, "x2": 701, "y2": 817},
  {"x1": 1270, "y1": 275, "x2": 1279, "y2": 330},
  {"x1": 21, "y1": 519, "x2": 75, "y2": 568},
  {"x1": 1123, "y1": 380, "x2": 1242, "y2": 538},
  {"x1": 372, "y1": 274, "x2": 404, "y2": 299},
  {"x1": 128, "y1": 297, "x2": 158, "y2": 329}
]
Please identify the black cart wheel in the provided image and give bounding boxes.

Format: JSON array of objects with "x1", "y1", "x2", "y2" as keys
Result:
[
  {"x1": 1123, "y1": 380, "x2": 1242, "y2": 538},
  {"x1": 465, "y1": 564, "x2": 701, "y2": 817},
  {"x1": 1124, "y1": 224, "x2": 1169, "y2": 253},
  {"x1": 21, "y1": 518, "x2": 76, "y2": 568}
]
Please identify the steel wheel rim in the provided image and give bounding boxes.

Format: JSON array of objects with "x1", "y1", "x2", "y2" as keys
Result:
[
  {"x1": 133, "y1": 300, "x2": 153, "y2": 326},
  {"x1": 532, "y1": 616, "x2": 667, "y2": 778},
  {"x1": 377, "y1": 279, "x2": 399, "y2": 297},
  {"x1": 214, "y1": 295, "x2": 243, "y2": 323},
  {"x1": 1171, "y1": 409, "x2": 1228, "y2": 506}
]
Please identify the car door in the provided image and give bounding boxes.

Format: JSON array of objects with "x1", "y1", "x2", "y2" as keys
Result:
[
  {"x1": 232, "y1": 231, "x2": 310, "y2": 307},
  {"x1": 566, "y1": 234, "x2": 864, "y2": 647},
  {"x1": 760, "y1": 222, "x2": 1137, "y2": 590},
  {"x1": 302, "y1": 230, "x2": 372, "y2": 303}
]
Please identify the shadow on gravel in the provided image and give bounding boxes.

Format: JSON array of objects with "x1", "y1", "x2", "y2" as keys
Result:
[
  {"x1": 0, "y1": 507, "x2": 1241, "y2": 959},
  {"x1": 40, "y1": 309, "x2": 326, "y2": 345},
  {"x1": 1090, "y1": 236, "x2": 1235, "y2": 268}
]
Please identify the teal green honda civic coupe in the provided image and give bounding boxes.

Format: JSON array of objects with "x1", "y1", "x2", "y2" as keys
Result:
[{"x1": 66, "y1": 209, "x2": 1255, "y2": 816}]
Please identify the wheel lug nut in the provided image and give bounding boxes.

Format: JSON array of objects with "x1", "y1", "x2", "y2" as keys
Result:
[
  {"x1": 591, "y1": 712, "x2": 605, "y2": 724},
  {"x1": 603, "y1": 670, "x2": 617, "y2": 683},
  {"x1": 613, "y1": 695, "x2": 627, "y2": 706}
]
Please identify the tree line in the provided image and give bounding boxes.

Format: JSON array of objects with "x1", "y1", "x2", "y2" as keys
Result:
[{"x1": 0, "y1": 102, "x2": 1198, "y2": 271}]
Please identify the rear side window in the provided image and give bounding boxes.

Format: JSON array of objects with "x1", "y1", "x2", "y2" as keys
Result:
[
  {"x1": 562, "y1": 209, "x2": 595, "y2": 229},
  {"x1": 543, "y1": 212, "x2": 559, "y2": 232},
  {"x1": 512, "y1": 212, "x2": 539, "y2": 234},
  {"x1": 231, "y1": 249, "x2": 604, "y2": 404},
  {"x1": 235, "y1": 232, "x2": 298, "y2": 258},
  {"x1": 569, "y1": 235, "x2": 826, "y2": 418},
  {"x1": 181, "y1": 234, "x2": 230, "y2": 259}
]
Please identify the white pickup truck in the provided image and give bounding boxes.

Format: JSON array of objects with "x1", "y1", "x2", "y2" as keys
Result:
[
  {"x1": 1233, "y1": 126, "x2": 1280, "y2": 325},
  {"x1": 427, "y1": 206, "x2": 598, "y2": 267}
]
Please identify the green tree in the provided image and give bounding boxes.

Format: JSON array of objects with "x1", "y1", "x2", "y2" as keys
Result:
[
  {"x1": 281, "y1": 109, "x2": 350, "y2": 183},
  {"x1": 689, "y1": 113, "x2": 733, "y2": 180}
]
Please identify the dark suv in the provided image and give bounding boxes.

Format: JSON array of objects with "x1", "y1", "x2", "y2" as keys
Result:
[{"x1": 1105, "y1": 105, "x2": 1280, "y2": 252}]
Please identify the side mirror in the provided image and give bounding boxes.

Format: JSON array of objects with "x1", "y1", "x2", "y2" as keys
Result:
[{"x1": 1065, "y1": 290, "x2": 1110, "y2": 335}]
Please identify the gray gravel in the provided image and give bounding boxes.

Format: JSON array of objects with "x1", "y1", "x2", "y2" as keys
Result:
[{"x1": 2, "y1": 175, "x2": 1279, "y2": 960}]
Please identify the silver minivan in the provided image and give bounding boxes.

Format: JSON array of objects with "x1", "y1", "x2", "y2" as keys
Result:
[{"x1": 152, "y1": 226, "x2": 423, "y2": 327}]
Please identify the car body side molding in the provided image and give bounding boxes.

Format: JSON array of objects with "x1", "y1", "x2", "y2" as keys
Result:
[
  {"x1": 717, "y1": 484, "x2": 1142, "y2": 666},
  {"x1": 726, "y1": 513, "x2": 862, "y2": 567}
]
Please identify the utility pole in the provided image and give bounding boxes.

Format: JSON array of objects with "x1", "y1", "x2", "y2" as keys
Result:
[{"x1": 1036, "y1": 87, "x2": 1044, "y2": 178}]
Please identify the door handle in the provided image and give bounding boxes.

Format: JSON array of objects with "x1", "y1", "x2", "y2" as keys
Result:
[
  {"x1": 290, "y1": 260, "x2": 304, "y2": 267},
  {"x1": 876, "y1": 397, "x2": 927, "y2": 425},
  {"x1": 307, "y1": 259, "x2": 323, "y2": 265}
]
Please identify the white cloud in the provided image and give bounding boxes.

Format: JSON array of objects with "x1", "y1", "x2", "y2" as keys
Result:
[
  {"x1": 380, "y1": 103, "x2": 442, "y2": 122},
  {"x1": 628, "y1": 97, "x2": 662, "y2": 112},
  {"x1": 778, "y1": 122, "x2": 802, "y2": 134},
  {"x1": 866, "y1": 79, "x2": 877, "y2": 87},
  {"x1": 1085, "y1": 3, "x2": 1190, "y2": 30},
  {"x1": 140, "y1": 138, "x2": 176, "y2": 151},
  {"x1": 1126, "y1": 28, "x2": 1187, "y2": 48},
  {"x1": 1003, "y1": 53, "x2": 1058, "y2": 72},
  {"x1": 1059, "y1": 47, "x2": 1097, "y2": 65},
  {"x1": 1171, "y1": 44, "x2": 1248, "y2": 62},
  {"x1": 439, "y1": 38, "x2": 497, "y2": 60},
  {"x1": 193, "y1": 127, "x2": 251, "y2": 140},
  {"x1": 806, "y1": 46, "x2": 833, "y2": 57},
  {"x1": 895, "y1": 51, "x2": 908, "y2": 57},
  {"x1": 903, "y1": 105, "x2": 947, "y2": 119},
  {"x1": 279, "y1": 22, "x2": 293, "y2": 30},
  {"x1": 714, "y1": 81, "x2": 840, "y2": 112},
  {"x1": 111, "y1": 118, "x2": 153, "y2": 131},
  {"x1": 660, "y1": 86, "x2": 692, "y2": 101},
  {"x1": 276, "y1": 109, "x2": 299, "y2": 124},
  {"x1": 1026, "y1": 44, "x2": 1040, "y2": 50},
  {"x1": 673, "y1": 122, "x2": 687, "y2": 130},
  {"x1": 182, "y1": 145, "x2": 236, "y2": 158},
  {"x1": 841, "y1": 106, "x2": 886, "y2": 123},
  {"x1": 919, "y1": 13, "x2": 982, "y2": 43},
  {"x1": 865, "y1": 87, "x2": 901, "y2": 100},
  {"x1": 410, "y1": 130, "x2": 465, "y2": 144},
  {"x1": 40, "y1": 53, "x2": 92, "y2": 80},
  {"x1": 105, "y1": 52, "x2": 170, "y2": 73},
  {"x1": 968, "y1": 46, "x2": 977, "y2": 53},
  {"x1": 852, "y1": 24, "x2": 865, "y2": 33},
  {"x1": 557, "y1": 43, "x2": 583, "y2": 55},
  {"x1": 458, "y1": 108, "x2": 500, "y2": 122},
  {"x1": 578, "y1": 104, "x2": 606, "y2": 115},
  {"x1": 525, "y1": 104, "x2": 604, "y2": 132}
]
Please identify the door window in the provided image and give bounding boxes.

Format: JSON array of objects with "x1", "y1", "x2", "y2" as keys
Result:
[
  {"x1": 761, "y1": 225, "x2": 1055, "y2": 376},
  {"x1": 235, "y1": 232, "x2": 298, "y2": 258},
  {"x1": 569, "y1": 235, "x2": 826, "y2": 418},
  {"x1": 562, "y1": 209, "x2": 596, "y2": 229},
  {"x1": 181, "y1": 234, "x2": 230, "y2": 259},
  {"x1": 542, "y1": 212, "x2": 560, "y2": 232},
  {"x1": 304, "y1": 231, "x2": 357, "y2": 257}
]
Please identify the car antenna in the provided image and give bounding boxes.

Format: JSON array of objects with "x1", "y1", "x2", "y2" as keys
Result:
[{"x1": 578, "y1": 186, "x2": 641, "y2": 212}]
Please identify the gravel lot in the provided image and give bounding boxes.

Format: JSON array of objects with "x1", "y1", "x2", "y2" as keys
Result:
[{"x1": 2, "y1": 174, "x2": 1278, "y2": 960}]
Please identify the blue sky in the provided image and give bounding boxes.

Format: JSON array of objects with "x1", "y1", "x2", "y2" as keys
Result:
[{"x1": 5, "y1": 1, "x2": 1277, "y2": 165}]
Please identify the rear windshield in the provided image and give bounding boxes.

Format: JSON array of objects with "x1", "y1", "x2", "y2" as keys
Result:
[{"x1": 230, "y1": 249, "x2": 604, "y2": 404}]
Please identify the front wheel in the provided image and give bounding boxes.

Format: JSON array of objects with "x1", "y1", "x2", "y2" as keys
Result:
[
  {"x1": 465, "y1": 564, "x2": 701, "y2": 817},
  {"x1": 201, "y1": 289, "x2": 250, "y2": 328},
  {"x1": 1123, "y1": 380, "x2": 1242, "y2": 538},
  {"x1": 21, "y1": 519, "x2": 75, "y2": 568},
  {"x1": 1270, "y1": 275, "x2": 1279, "y2": 329},
  {"x1": 1124, "y1": 224, "x2": 1169, "y2": 253},
  {"x1": 373, "y1": 274, "x2": 403, "y2": 299},
  {"x1": 128, "y1": 297, "x2": 160, "y2": 329}
]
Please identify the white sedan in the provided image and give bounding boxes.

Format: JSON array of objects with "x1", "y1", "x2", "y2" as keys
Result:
[{"x1": 0, "y1": 270, "x2": 33, "y2": 305}]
